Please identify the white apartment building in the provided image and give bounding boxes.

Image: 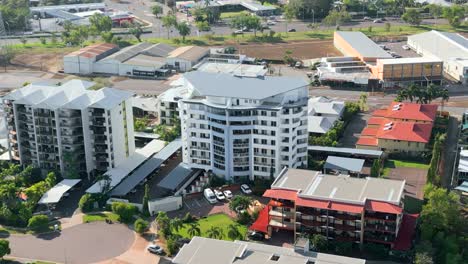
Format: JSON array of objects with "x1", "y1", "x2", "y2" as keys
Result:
[
  {"x1": 174, "y1": 71, "x2": 309, "y2": 181},
  {"x1": 3, "y1": 80, "x2": 135, "y2": 179}
]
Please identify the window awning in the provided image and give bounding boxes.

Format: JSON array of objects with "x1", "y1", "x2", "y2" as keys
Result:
[
  {"x1": 329, "y1": 202, "x2": 363, "y2": 214},
  {"x1": 365, "y1": 200, "x2": 403, "y2": 214},
  {"x1": 263, "y1": 189, "x2": 297, "y2": 201},
  {"x1": 295, "y1": 197, "x2": 330, "y2": 209},
  {"x1": 38, "y1": 179, "x2": 81, "y2": 204}
]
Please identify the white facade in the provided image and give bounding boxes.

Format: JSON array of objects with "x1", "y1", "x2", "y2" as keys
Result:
[
  {"x1": 175, "y1": 72, "x2": 309, "y2": 181},
  {"x1": 3, "y1": 80, "x2": 135, "y2": 179},
  {"x1": 407, "y1": 30, "x2": 468, "y2": 84}
]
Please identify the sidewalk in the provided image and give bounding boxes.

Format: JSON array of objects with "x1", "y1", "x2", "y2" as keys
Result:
[
  {"x1": 59, "y1": 212, "x2": 84, "y2": 230},
  {"x1": 96, "y1": 232, "x2": 159, "y2": 264}
]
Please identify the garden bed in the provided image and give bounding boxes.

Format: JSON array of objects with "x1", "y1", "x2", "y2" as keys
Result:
[{"x1": 175, "y1": 214, "x2": 247, "y2": 241}]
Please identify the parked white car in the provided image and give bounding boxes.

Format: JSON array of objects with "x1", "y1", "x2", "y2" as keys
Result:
[
  {"x1": 223, "y1": 190, "x2": 233, "y2": 199},
  {"x1": 204, "y1": 188, "x2": 217, "y2": 204},
  {"x1": 267, "y1": 20, "x2": 276, "y2": 25},
  {"x1": 241, "y1": 184, "x2": 252, "y2": 194},
  {"x1": 214, "y1": 190, "x2": 226, "y2": 201},
  {"x1": 402, "y1": 45, "x2": 410, "y2": 50}
]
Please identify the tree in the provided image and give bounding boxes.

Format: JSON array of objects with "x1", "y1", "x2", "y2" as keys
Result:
[
  {"x1": 101, "y1": 31, "x2": 114, "y2": 43},
  {"x1": 45, "y1": 171, "x2": 56, "y2": 188},
  {"x1": 166, "y1": 236, "x2": 179, "y2": 256},
  {"x1": 0, "y1": 239, "x2": 10, "y2": 260},
  {"x1": 162, "y1": 14, "x2": 178, "y2": 39},
  {"x1": 176, "y1": 22, "x2": 191, "y2": 42},
  {"x1": 155, "y1": 211, "x2": 171, "y2": 237},
  {"x1": 134, "y1": 218, "x2": 149, "y2": 234},
  {"x1": 196, "y1": 21, "x2": 211, "y2": 32},
  {"x1": 170, "y1": 217, "x2": 184, "y2": 232},
  {"x1": 187, "y1": 222, "x2": 201, "y2": 238},
  {"x1": 370, "y1": 159, "x2": 381, "y2": 177},
  {"x1": 428, "y1": 4, "x2": 443, "y2": 21},
  {"x1": 283, "y1": 5, "x2": 295, "y2": 32},
  {"x1": 151, "y1": 5, "x2": 163, "y2": 18},
  {"x1": 129, "y1": 23, "x2": 144, "y2": 42},
  {"x1": 229, "y1": 195, "x2": 253, "y2": 212},
  {"x1": 111, "y1": 202, "x2": 138, "y2": 223},
  {"x1": 79, "y1": 193, "x2": 96, "y2": 212},
  {"x1": 89, "y1": 13, "x2": 113, "y2": 35},
  {"x1": 358, "y1": 92, "x2": 368, "y2": 111},
  {"x1": 443, "y1": 5, "x2": 465, "y2": 28},
  {"x1": 0, "y1": 45, "x2": 17, "y2": 72},
  {"x1": 323, "y1": 9, "x2": 351, "y2": 27},
  {"x1": 283, "y1": 49, "x2": 294, "y2": 65},
  {"x1": 384, "y1": 22, "x2": 391, "y2": 32},
  {"x1": 402, "y1": 8, "x2": 422, "y2": 25},
  {"x1": 206, "y1": 226, "x2": 223, "y2": 239},
  {"x1": 310, "y1": 234, "x2": 327, "y2": 251},
  {"x1": 27, "y1": 214, "x2": 49, "y2": 231},
  {"x1": 227, "y1": 224, "x2": 242, "y2": 240},
  {"x1": 287, "y1": 0, "x2": 331, "y2": 20},
  {"x1": 191, "y1": 7, "x2": 206, "y2": 22},
  {"x1": 142, "y1": 183, "x2": 150, "y2": 216}
]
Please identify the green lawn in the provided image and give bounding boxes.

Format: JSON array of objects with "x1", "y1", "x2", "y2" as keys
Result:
[
  {"x1": 175, "y1": 214, "x2": 247, "y2": 241},
  {"x1": 220, "y1": 11, "x2": 249, "y2": 19},
  {"x1": 83, "y1": 212, "x2": 120, "y2": 223},
  {"x1": 382, "y1": 159, "x2": 429, "y2": 176}
]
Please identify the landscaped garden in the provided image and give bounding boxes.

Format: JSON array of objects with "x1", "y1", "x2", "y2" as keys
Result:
[
  {"x1": 174, "y1": 214, "x2": 248, "y2": 241},
  {"x1": 82, "y1": 212, "x2": 120, "y2": 223}
]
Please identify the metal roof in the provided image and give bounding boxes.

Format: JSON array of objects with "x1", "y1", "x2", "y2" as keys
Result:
[
  {"x1": 110, "y1": 139, "x2": 182, "y2": 196},
  {"x1": 454, "y1": 181, "x2": 468, "y2": 193},
  {"x1": 336, "y1": 31, "x2": 392, "y2": 59},
  {"x1": 30, "y1": 3, "x2": 105, "y2": 12},
  {"x1": 158, "y1": 163, "x2": 194, "y2": 191},
  {"x1": 44, "y1": 10, "x2": 82, "y2": 20},
  {"x1": 182, "y1": 71, "x2": 309, "y2": 100},
  {"x1": 240, "y1": 2, "x2": 277, "y2": 11},
  {"x1": 101, "y1": 42, "x2": 154, "y2": 63},
  {"x1": 38, "y1": 179, "x2": 81, "y2": 204},
  {"x1": 307, "y1": 145, "x2": 383, "y2": 158},
  {"x1": 324, "y1": 156, "x2": 365, "y2": 173}
]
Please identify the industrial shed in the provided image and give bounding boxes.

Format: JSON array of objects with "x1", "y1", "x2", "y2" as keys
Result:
[
  {"x1": 63, "y1": 43, "x2": 119, "y2": 74},
  {"x1": 166, "y1": 46, "x2": 210, "y2": 72}
]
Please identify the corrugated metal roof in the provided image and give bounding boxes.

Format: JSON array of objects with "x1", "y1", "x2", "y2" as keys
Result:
[
  {"x1": 182, "y1": 71, "x2": 309, "y2": 100},
  {"x1": 157, "y1": 163, "x2": 194, "y2": 191},
  {"x1": 336, "y1": 31, "x2": 392, "y2": 59},
  {"x1": 324, "y1": 156, "x2": 365, "y2": 172},
  {"x1": 307, "y1": 146, "x2": 383, "y2": 157},
  {"x1": 38, "y1": 179, "x2": 81, "y2": 204}
]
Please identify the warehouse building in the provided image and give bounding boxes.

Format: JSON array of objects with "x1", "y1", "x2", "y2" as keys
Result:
[
  {"x1": 166, "y1": 46, "x2": 210, "y2": 72},
  {"x1": 407, "y1": 30, "x2": 468, "y2": 84},
  {"x1": 63, "y1": 43, "x2": 119, "y2": 74}
]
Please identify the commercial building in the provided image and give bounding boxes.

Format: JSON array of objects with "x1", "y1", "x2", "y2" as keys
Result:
[
  {"x1": 3, "y1": 80, "x2": 135, "y2": 178},
  {"x1": 326, "y1": 31, "x2": 444, "y2": 88},
  {"x1": 63, "y1": 43, "x2": 209, "y2": 76},
  {"x1": 254, "y1": 168, "x2": 417, "y2": 250},
  {"x1": 175, "y1": 71, "x2": 309, "y2": 181},
  {"x1": 307, "y1": 96, "x2": 344, "y2": 135},
  {"x1": 408, "y1": 30, "x2": 468, "y2": 84},
  {"x1": 356, "y1": 102, "x2": 437, "y2": 153},
  {"x1": 30, "y1": 3, "x2": 106, "y2": 18},
  {"x1": 172, "y1": 236, "x2": 366, "y2": 264}
]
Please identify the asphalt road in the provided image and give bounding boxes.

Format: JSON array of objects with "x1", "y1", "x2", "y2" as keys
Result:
[{"x1": 7, "y1": 222, "x2": 135, "y2": 264}]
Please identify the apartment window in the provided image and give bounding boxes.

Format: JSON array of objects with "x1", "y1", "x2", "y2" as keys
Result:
[
  {"x1": 271, "y1": 112, "x2": 277, "y2": 117},
  {"x1": 271, "y1": 131, "x2": 276, "y2": 136},
  {"x1": 191, "y1": 132, "x2": 196, "y2": 137},
  {"x1": 261, "y1": 139, "x2": 267, "y2": 144},
  {"x1": 271, "y1": 140, "x2": 276, "y2": 146},
  {"x1": 271, "y1": 121, "x2": 277, "y2": 127},
  {"x1": 261, "y1": 111, "x2": 267, "y2": 116},
  {"x1": 261, "y1": 120, "x2": 267, "y2": 126}
]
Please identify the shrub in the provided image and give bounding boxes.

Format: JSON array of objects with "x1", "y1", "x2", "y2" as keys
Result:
[
  {"x1": 39, "y1": 37, "x2": 47, "y2": 45},
  {"x1": 0, "y1": 239, "x2": 10, "y2": 260},
  {"x1": 236, "y1": 211, "x2": 252, "y2": 225},
  {"x1": 134, "y1": 218, "x2": 149, "y2": 234},
  {"x1": 111, "y1": 202, "x2": 138, "y2": 223},
  {"x1": 27, "y1": 214, "x2": 49, "y2": 232},
  {"x1": 166, "y1": 236, "x2": 179, "y2": 256},
  {"x1": 79, "y1": 193, "x2": 97, "y2": 213},
  {"x1": 183, "y1": 212, "x2": 195, "y2": 223}
]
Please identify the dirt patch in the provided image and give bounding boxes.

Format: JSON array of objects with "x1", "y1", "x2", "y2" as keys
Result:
[
  {"x1": 12, "y1": 49, "x2": 71, "y2": 72},
  {"x1": 233, "y1": 40, "x2": 340, "y2": 61}
]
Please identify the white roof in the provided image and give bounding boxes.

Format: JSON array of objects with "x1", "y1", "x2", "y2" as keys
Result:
[
  {"x1": 196, "y1": 62, "x2": 267, "y2": 77},
  {"x1": 308, "y1": 116, "x2": 337, "y2": 134},
  {"x1": 86, "y1": 140, "x2": 166, "y2": 193},
  {"x1": 158, "y1": 85, "x2": 191, "y2": 103},
  {"x1": 38, "y1": 179, "x2": 81, "y2": 204},
  {"x1": 459, "y1": 149, "x2": 468, "y2": 173},
  {"x1": 378, "y1": 56, "x2": 442, "y2": 65},
  {"x1": 3, "y1": 80, "x2": 133, "y2": 110},
  {"x1": 308, "y1": 96, "x2": 345, "y2": 116},
  {"x1": 132, "y1": 96, "x2": 158, "y2": 112}
]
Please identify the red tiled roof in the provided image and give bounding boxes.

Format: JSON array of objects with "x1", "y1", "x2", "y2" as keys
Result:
[
  {"x1": 263, "y1": 189, "x2": 297, "y2": 201},
  {"x1": 365, "y1": 200, "x2": 403, "y2": 214},
  {"x1": 372, "y1": 109, "x2": 388, "y2": 117},
  {"x1": 356, "y1": 137, "x2": 378, "y2": 146},
  {"x1": 382, "y1": 102, "x2": 437, "y2": 122},
  {"x1": 377, "y1": 121, "x2": 432, "y2": 143},
  {"x1": 393, "y1": 214, "x2": 419, "y2": 251},
  {"x1": 329, "y1": 202, "x2": 363, "y2": 214},
  {"x1": 361, "y1": 127, "x2": 378, "y2": 136},
  {"x1": 368, "y1": 117, "x2": 384, "y2": 125},
  {"x1": 296, "y1": 197, "x2": 330, "y2": 209},
  {"x1": 249, "y1": 206, "x2": 269, "y2": 233}
]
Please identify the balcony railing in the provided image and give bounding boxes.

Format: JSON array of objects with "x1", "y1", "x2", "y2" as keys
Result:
[{"x1": 365, "y1": 213, "x2": 397, "y2": 222}]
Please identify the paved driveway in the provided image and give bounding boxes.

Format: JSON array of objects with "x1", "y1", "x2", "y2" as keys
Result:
[{"x1": 7, "y1": 222, "x2": 135, "y2": 264}]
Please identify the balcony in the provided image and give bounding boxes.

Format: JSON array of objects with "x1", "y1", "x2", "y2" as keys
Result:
[
  {"x1": 331, "y1": 223, "x2": 359, "y2": 232},
  {"x1": 365, "y1": 212, "x2": 397, "y2": 222},
  {"x1": 364, "y1": 231, "x2": 396, "y2": 244},
  {"x1": 269, "y1": 219, "x2": 294, "y2": 230},
  {"x1": 364, "y1": 223, "x2": 396, "y2": 233},
  {"x1": 300, "y1": 219, "x2": 323, "y2": 227}
]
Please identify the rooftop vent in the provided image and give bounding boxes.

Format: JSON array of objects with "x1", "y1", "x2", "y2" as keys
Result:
[{"x1": 270, "y1": 255, "x2": 280, "y2": 261}]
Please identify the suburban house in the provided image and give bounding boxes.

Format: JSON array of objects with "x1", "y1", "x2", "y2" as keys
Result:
[
  {"x1": 250, "y1": 168, "x2": 417, "y2": 251},
  {"x1": 308, "y1": 96, "x2": 345, "y2": 135},
  {"x1": 356, "y1": 102, "x2": 438, "y2": 153}
]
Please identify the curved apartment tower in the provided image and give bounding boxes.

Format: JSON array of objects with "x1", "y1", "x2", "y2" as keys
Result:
[{"x1": 174, "y1": 72, "x2": 309, "y2": 181}]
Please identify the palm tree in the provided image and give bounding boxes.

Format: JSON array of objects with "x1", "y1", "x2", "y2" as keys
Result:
[
  {"x1": 440, "y1": 88, "x2": 449, "y2": 113},
  {"x1": 170, "y1": 217, "x2": 184, "y2": 233},
  {"x1": 187, "y1": 223, "x2": 201, "y2": 238},
  {"x1": 155, "y1": 212, "x2": 170, "y2": 231},
  {"x1": 206, "y1": 226, "x2": 223, "y2": 239},
  {"x1": 227, "y1": 224, "x2": 242, "y2": 241}
]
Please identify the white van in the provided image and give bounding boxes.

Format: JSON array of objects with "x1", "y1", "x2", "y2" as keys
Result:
[{"x1": 203, "y1": 188, "x2": 217, "y2": 204}]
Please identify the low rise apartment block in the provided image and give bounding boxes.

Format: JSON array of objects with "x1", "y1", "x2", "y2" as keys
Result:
[
  {"x1": 173, "y1": 71, "x2": 309, "y2": 181},
  {"x1": 252, "y1": 168, "x2": 417, "y2": 250},
  {"x1": 3, "y1": 80, "x2": 135, "y2": 178},
  {"x1": 356, "y1": 102, "x2": 437, "y2": 153}
]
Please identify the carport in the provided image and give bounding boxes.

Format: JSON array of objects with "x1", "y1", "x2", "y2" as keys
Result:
[
  {"x1": 110, "y1": 139, "x2": 182, "y2": 196},
  {"x1": 324, "y1": 156, "x2": 365, "y2": 176},
  {"x1": 157, "y1": 163, "x2": 196, "y2": 192},
  {"x1": 38, "y1": 179, "x2": 81, "y2": 205}
]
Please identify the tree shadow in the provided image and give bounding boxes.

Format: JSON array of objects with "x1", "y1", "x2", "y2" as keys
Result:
[
  {"x1": 0, "y1": 229, "x2": 10, "y2": 238},
  {"x1": 35, "y1": 231, "x2": 61, "y2": 240}
]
